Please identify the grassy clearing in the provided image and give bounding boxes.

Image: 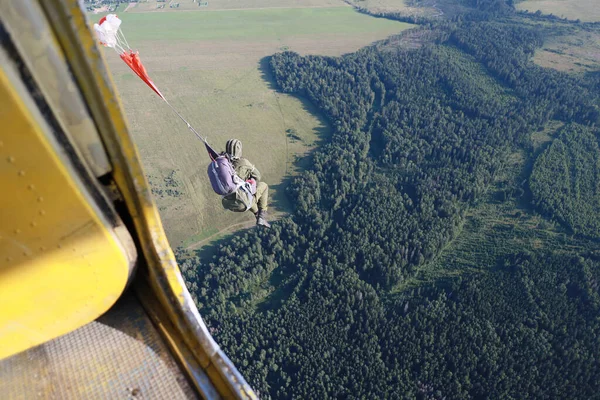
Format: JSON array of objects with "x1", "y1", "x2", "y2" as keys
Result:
[
  {"x1": 532, "y1": 29, "x2": 600, "y2": 73},
  {"x1": 97, "y1": 4, "x2": 413, "y2": 246},
  {"x1": 516, "y1": 0, "x2": 600, "y2": 22},
  {"x1": 513, "y1": 14, "x2": 600, "y2": 73},
  {"x1": 531, "y1": 120, "x2": 563, "y2": 152}
]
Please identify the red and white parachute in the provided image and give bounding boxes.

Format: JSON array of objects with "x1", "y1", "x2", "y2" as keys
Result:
[
  {"x1": 93, "y1": 14, "x2": 219, "y2": 160},
  {"x1": 94, "y1": 14, "x2": 165, "y2": 100},
  {"x1": 94, "y1": 14, "x2": 126, "y2": 51}
]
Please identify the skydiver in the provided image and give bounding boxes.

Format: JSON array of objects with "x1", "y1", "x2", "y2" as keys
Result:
[{"x1": 221, "y1": 139, "x2": 271, "y2": 227}]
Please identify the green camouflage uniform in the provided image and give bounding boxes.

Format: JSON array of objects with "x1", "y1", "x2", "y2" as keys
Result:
[{"x1": 221, "y1": 157, "x2": 268, "y2": 214}]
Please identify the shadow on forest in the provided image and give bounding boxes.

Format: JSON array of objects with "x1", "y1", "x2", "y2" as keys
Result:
[
  {"x1": 257, "y1": 55, "x2": 331, "y2": 214},
  {"x1": 258, "y1": 56, "x2": 279, "y2": 92},
  {"x1": 191, "y1": 223, "x2": 255, "y2": 264},
  {"x1": 257, "y1": 56, "x2": 331, "y2": 144},
  {"x1": 268, "y1": 181, "x2": 292, "y2": 213}
]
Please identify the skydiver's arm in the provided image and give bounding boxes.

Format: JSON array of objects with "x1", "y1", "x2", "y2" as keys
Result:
[{"x1": 250, "y1": 164, "x2": 261, "y2": 182}]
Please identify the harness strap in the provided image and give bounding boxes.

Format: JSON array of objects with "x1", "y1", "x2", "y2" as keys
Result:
[{"x1": 221, "y1": 181, "x2": 254, "y2": 211}]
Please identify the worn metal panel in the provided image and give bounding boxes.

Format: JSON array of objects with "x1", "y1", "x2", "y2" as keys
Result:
[{"x1": 0, "y1": 292, "x2": 199, "y2": 400}]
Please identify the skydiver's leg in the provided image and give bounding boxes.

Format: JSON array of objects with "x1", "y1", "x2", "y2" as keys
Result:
[
  {"x1": 253, "y1": 183, "x2": 270, "y2": 227},
  {"x1": 250, "y1": 200, "x2": 258, "y2": 215},
  {"x1": 255, "y1": 182, "x2": 269, "y2": 211}
]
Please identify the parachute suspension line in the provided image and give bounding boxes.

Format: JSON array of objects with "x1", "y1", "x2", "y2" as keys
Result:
[
  {"x1": 162, "y1": 99, "x2": 208, "y2": 144},
  {"x1": 111, "y1": 30, "x2": 130, "y2": 57},
  {"x1": 115, "y1": 29, "x2": 131, "y2": 52},
  {"x1": 112, "y1": 42, "x2": 126, "y2": 56},
  {"x1": 161, "y1": 98, "x2": 220, "y2": 160}
]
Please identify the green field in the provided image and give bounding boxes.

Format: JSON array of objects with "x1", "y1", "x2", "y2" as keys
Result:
[
  {"x1": 117, "y1": 7, "x2": 409, "y2": 41},
  {"x1": 516, "y1": 0, "x2": 600, "y2": 22},
  {"x1": 97, "y1": 4, "x2": 413, "y2": 247}
]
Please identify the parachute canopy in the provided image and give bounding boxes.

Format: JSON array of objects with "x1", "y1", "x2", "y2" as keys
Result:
[
  {"x1": 94, "y1": 14, "x2": 124, "y2": 50},
  {"x1": 94, "y1": 14, "x2": 164, "y2": 100}
]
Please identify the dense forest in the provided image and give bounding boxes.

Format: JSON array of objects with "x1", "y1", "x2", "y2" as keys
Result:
[
  {"x1": 530, "y1": 124, "x2": 600, "y2": 239},
  {"x1": 179, "y1": 4, "x2": 600, "y2": 399}
]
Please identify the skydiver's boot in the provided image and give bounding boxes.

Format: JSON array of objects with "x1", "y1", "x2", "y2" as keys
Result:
[{"x1": 256, "y1": 210, "x2": 271, "y2": 228}]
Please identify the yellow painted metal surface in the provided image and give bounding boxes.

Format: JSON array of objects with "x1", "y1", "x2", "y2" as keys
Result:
[{"x1": 0, "y1": 60, "x2": 130, "y2": 360}]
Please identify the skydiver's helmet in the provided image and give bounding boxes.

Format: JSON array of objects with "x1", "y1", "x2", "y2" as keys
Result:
[{"x1": 226, "y1": 139, "x2": 243, "y2": 160}]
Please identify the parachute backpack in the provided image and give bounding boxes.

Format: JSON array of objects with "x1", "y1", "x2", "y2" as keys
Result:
[
  {"x1": 207, "y1": 155, "x2": 254, "y2": 212},
  {"x1": 208, "y1": 156, "x2": 238, "y2": 196}
]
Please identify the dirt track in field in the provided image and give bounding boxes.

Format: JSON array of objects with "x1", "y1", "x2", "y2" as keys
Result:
[{"x1": 186, "y1": 220, "x2": 256, "y2": 250}]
